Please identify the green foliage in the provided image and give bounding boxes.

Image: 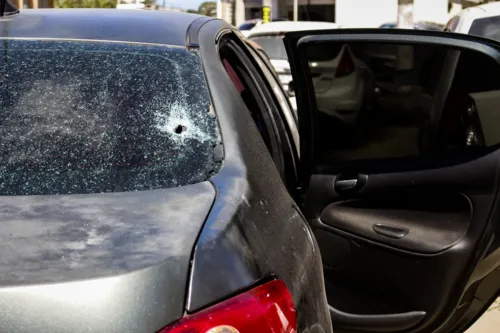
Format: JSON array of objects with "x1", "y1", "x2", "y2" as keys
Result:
[
  {"x1": 187, "y1": 1, "x2": 215, "y2": 16},
  {"x1": 56, "y1": 0, "x2": 116, "y2": 8},
  {"x1": 199, "y1": 1, "x2": 216, "y2": 16}
]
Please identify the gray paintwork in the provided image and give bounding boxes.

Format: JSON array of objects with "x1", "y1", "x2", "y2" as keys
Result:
[
  {"x1": 0, "y1": 9, "x2": 202, "y2": 46},
  {"x1": 0, "y1": 181, "x2": 216, "y2": 332},
  {"x1": 0, "y1": 9, "x2": 219, "y2": 333}
]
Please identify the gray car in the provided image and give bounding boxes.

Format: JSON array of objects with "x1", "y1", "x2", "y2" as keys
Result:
[{"x1": 0, "y1": 5, "x2": 498, "y2": 333}]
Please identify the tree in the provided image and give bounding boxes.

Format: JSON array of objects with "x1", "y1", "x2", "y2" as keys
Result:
[
  {"x1": 56, "y1": 0, "x2": 116, "y2": 8},
  {"x1": 197, "y1": 1, "x2": 216, "y2": 17}
]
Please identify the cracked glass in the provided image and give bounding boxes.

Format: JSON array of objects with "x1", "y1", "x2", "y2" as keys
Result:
[{"x1": 0, "y1": 40, "x2": 221, "y2": 195}]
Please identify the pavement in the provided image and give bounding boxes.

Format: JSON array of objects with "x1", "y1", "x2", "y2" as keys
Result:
[{"x1": 466, "y1": 298, "x2": 500, "y2": 333}]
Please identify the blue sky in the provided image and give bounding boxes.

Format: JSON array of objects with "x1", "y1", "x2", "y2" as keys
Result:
[{"x1": 156, "y1": 0, "x2": 203, "y2": 10}]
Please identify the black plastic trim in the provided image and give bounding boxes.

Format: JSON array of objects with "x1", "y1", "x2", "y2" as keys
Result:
[
  {"x1": 186, "y1": 16, "x2": 213, "y2": 48},
  {"x1": 329, "y1": 306, "x2": 426, "y2": 332}
]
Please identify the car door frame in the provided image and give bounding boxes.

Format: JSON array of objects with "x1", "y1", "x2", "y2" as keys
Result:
[
  {"x1": 284, "y1": 28, "x2": 500, "y2": 184},
  {"x1": 283, "y1": 28, "x2": 500, "y2": 333}
]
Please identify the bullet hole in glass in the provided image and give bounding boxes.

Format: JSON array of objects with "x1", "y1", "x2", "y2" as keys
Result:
[
  {"x1": 174, "y1": 125, "x2": 187, "y2": 134},
  {"x1": 0, "y1": 40, "x2": 222, "y2": 195}
]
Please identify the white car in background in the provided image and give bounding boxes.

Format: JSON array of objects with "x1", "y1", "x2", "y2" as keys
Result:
[
  {"x1": 444, "y1": 1, "x2": 500, "y2": 39},
  {"x1": 247, "y1": 21, "x2": 374, "y2": 126},
  {"x1": 238, "y1": 18, "x2": 289, "y2": 38},
  {"x1": 238, "y1": 19, "x2": 263, "y2": 38},
  {"x1": 309, "y1": 44, "x2": 375, "y2": 126}
]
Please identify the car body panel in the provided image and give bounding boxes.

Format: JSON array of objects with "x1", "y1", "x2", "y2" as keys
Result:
[
  {"x1": 0, "y1": 183, "x2": 215, "y2": 286},
  {"x1": 0, "y1": 9, "x2": 224, "y2": 333},
  {"x1": 186, "y1": 18, "x2": 332, "y2": 333},
  {"x1": 247, "y1": 21, "x2": 341, "y2": 37},
  {"x1": 0, "y1": 181, "x2": 216, "y2": 333}
]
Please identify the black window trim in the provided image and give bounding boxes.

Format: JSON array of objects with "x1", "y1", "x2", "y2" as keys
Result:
[
  {"x1": 244, "y1": 40, "x2": 301, "y2": 193},
  {"x1": 218, "y1": 32, "x2": 304, "y2": 194},
  {"x1": 218, "y1": 33, "x2": 286, "y2": 178}
]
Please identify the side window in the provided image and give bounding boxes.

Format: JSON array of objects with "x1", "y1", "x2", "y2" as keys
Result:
[
  {"x1": 300, "y1": 41, "x2": 500, "y2": 165},
  {"x1": 218, "y1": 35, "x2": 298, "y2": 190}
]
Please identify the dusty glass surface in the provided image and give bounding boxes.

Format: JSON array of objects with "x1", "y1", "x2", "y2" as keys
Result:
[{"x1": 0, "y1": 40, "x2": 221, "y2": 195}]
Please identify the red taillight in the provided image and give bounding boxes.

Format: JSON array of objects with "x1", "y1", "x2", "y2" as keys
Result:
[
  {"x1": 160, "y1": 280, "x2": 297, "y2": 333},
  {"x1": 335, "y1": 48, "x2": 355, "y2": 78}
]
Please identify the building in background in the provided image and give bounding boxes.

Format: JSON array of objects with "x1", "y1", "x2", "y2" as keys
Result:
[
  {"x1": 13, "y1": 0, "x2": 55, "y2": 8},
  {"x1": 116, "y1": 0, "x2": 144, "y2": 9},
  {"x1": 219, "y1": 0, "x2": 495, "y2": 31}
]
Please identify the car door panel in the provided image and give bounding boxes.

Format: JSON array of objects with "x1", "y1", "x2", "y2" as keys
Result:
[
  {"x1": 320, "y1": 193, "x2": 471, "y2": 253},
  {"x1": 284, "y1": 29, "x2": 500, "y2": 333},
  {"x1": 309, "y1": 154, "x2": 499, "y2": 333}
]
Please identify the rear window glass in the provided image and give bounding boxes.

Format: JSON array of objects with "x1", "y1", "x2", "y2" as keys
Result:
[
  {"x1": 0, "y1": 40, "x2": 221, "y2": 195},
  {"x1": 469, "y1": 15, "x2": 500, "y2": 41},
  {"x1": 249, "y1": 36, "x2": 288, "y2": 61}
]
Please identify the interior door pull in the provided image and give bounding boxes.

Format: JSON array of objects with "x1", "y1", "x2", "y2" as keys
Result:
[
  {"x1": 336, "y1": 179, "x2": 358, "y2": 191},
  {"x1": 373, "y1": 224, "x2": 410, "y2": 239},
  {"x1": 334, "y1": 174, "x2": 367, "y2": 193}
]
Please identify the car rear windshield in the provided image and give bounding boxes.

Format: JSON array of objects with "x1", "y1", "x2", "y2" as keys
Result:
[
  {"x1": 0, "y1": 40, "x2": 221, "y2": 195},
  {"x1": 249, "y1": 36, "x2": 288, "y2": 60},
  {"x1": 469, "y1": 15, "x2": 500, "y2": 41}
]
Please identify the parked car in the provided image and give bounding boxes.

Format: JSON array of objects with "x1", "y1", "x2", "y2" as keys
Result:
[
  {"x1": 238, "y1": 19, "x2": 262, "y2": 37},
  {"x1": 379, "y1": 21, "x2": 443, "y2": 30},
  {"x1": 444, "y1": 1, "x2": 500, "y2": 41},
  {"x1": 238, "y1": 18, "x2": 289, "y2": 37},
  {"x1": 0, "y1": 5, "x2": 499, "y2": 333},
  {"x1": 248, "y1": 21, "x2": 375, "y2": 126},
  {"x1": 307, "y1": 43, "x2": 376, "y2": 126}
]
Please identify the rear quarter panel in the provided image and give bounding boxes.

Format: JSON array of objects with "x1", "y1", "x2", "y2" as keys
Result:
[{"x1": 187, "y1": 20, "x2": 332, "y2": 333}]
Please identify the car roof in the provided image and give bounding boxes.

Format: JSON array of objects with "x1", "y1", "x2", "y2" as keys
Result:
[
  {"x1": 0, "y1": 9, "x2": 204, "y2": 46},
  {"x1": 247, "y1": 21, "x2": 340, "y2": 37}
]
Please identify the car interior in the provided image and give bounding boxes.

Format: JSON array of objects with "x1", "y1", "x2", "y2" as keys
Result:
[{"x1": 295, "y1": 39, "x2": 500, "y2": 333}]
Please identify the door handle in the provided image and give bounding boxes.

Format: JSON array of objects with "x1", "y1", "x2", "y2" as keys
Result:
[
  {"x1": 335, "y1": 179, "x2": 358, "y2": 191},
  {"x1": 334, "y1": 173, "x2": 367, "y2": 194}
]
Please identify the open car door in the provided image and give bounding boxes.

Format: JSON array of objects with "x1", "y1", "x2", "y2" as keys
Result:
[{"x1": 284, "y1": 29, "x2": 500, "y2": 333}]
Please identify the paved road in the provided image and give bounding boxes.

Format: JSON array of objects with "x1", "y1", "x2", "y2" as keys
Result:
[{"x1": 466, "y1": 298, "x2": 500, "y2": 333}]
